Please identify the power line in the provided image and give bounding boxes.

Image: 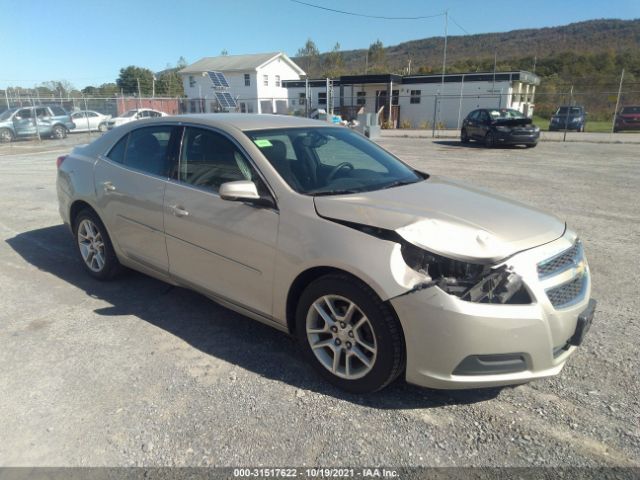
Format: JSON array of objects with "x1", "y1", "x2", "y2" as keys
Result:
[
  {"x1": 449, "y1": 15, "x2": 471, "y2": 35},
  {"x1": 290, "y1": 0, "x2": 445, "y2": 20}
]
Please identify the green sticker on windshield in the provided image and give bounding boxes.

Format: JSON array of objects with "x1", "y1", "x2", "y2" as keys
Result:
[{"x1": 254, "y1": 139, "x2": 272, "y2": 148}]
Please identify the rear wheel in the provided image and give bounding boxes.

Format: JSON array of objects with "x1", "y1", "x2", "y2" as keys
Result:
[
  {"x1": 51, "y1": 125, "x2": 67, "y2": 139},
  {"x1": 73, "y1": 209, "x2": 120, "y2": 280},
  {"x1": 296, "y1": 274, "x2": 405, "y2": 393},
  {"x1": 0, "y1": 128, "x2": 14, "y2": 143}
]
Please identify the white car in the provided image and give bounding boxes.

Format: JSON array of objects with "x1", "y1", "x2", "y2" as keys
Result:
[
  {"x1": 107, "y1": 109, "x2": 167, "y2": 130},
  {"x1": 70, "y1": 110, "x2": 112, "y2": 133}
]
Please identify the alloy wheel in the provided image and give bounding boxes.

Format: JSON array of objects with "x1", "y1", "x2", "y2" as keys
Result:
[
  {"x1": 306, "y1": 295, "x2": 377, "y2": 380},
  {"x1": 77, "y1": 219, "x2": 106, "y2": 272}
]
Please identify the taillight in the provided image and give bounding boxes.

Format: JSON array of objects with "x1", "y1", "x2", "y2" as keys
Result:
[{"x1": 56, "y1": 155, "x2": 67, "y2": 168}]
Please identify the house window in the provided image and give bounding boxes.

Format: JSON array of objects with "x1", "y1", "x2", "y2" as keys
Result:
[
  {"x1": 189, "y1": 76, "x2": 196, "y2": 88},
  {"x1": 298, "y1": 92, "x2": 306, "y2": 105},
  {"x1": 392, "y1": 90, "x2": 399, "y2": 106},
  {"x1": 244, "y1": 74, "x2": 250, "y2": 86},
  {"x1": 410, "y1": 90, "x2": 421, "y2": 104},
  {"x1": 275, "y1": 75, "x2": 281, "y2": 87},
  {"x1": 356, "y1": 91, "x2": 366, "y2": 106},
  {"x1": 263, "y1": 75, "x2": 268, "y2": 86},
  {"x1": 318, "y1": 92, "x2": 327, "y2": 105}
]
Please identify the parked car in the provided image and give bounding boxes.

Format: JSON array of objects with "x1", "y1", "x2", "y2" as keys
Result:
[
  {"x1": 57, "y1": 114, "x2": 594, "y2": 393},
  {"x1": 0, "y1": 105, "x2": 75, "y2": 143},
  {"x1": 613, "y1": 106, "x2": 640, "y2": 132},
  {"x1": 71, "y1": 110, "x2": 111, "y2": 133},
  {"x1": 461, "y1": 108, "x2": 539, "y2": 147},
  {"x1": 549, "y1": 105, "x2": 587, "y2": 132},
  {"x1": 107, "y1": 108, "x2": 167, "y2": 130}
]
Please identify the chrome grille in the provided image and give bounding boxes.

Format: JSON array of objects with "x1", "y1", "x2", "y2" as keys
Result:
[
  {"x1": 546, "y1": 274, "x2": 586, "y2": 309},
  {"x1": 537, "y1": 241, "x2": 582, "y2": 279}
]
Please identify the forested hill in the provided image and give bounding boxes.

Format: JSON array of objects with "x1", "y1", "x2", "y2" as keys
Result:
[{"x1": 298, "y1": 19, "x2": 640, "y2": 81}]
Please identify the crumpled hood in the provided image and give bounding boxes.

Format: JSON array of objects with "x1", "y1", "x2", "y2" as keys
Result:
[{"x1": 314, "y1": 176, "x2": 565, "y2": 263}]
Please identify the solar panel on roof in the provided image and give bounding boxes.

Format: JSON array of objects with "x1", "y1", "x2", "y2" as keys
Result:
[
  {"x1": 215, "y1": 92, "x2": 236, "y2": 108},
  {"x1": 206, "y1": 71, "x2": 230, "y2": 88}
]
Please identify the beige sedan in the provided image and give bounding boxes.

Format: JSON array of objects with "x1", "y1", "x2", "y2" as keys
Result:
[{"x1": 56, "y1": 114, "x2": 595, "y2": 393}]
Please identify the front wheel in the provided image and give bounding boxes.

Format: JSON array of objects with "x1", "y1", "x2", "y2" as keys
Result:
[
  {"x1": 0, "y1": 128, "x2": 14, "y2": 143},
  {"x1": 461, "y1": 128, "x2": 470, "y2": 143},
  {"x1": 296, "y1": 274, "x2": 405, "y2": 393},
  {"x1": 484, "y1": 131, "x2": 496, "y2": 148},
  {"x1": 98, "y1": 122, "x2": 108, "y2": 132},
  {"x1": 51, "y1": 125, "x2": 67, "y2": 139}
]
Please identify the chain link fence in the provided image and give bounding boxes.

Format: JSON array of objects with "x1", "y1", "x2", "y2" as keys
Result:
[{"x1": 2, "y1": 76, "x2": 638, "y2": 139}]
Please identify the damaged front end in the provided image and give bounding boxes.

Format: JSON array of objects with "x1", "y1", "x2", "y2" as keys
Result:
[{"x1": 400, "y1": 243, "x2": 531, "y2": 304}]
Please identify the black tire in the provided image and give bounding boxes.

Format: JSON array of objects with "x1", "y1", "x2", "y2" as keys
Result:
[
  {"x1": 0, "y1": 128, "x2": 14, "y2": 143},
  {"x1": 51, "y1": 124, "x2": 67, "y2": 139},
  {"x1": 73, "y1": 209, "x2": 121, "y2": 280},
  {"x1": 484, "y1": 131, "x2": 496, "y2": 148},
  {"x1": 460, "y1": 128, "x2": 470, "y2": 143},
  {"x1": 295, "y1": 274, "x2": 405, "y2": 393},
  {"x1": 98, "y1": 123, "x2": 107, "y2": 132},
  {"x1": 525, "y1": 143, "x2": 537, "y2": 148}
]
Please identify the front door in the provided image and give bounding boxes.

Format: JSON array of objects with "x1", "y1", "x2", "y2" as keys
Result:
[
  {"x1": 93, "y1": 124, "x2": 178, "y2": 273},
  {"x1": 163, "y1": 126, "x2": 279, "y2": 317}
]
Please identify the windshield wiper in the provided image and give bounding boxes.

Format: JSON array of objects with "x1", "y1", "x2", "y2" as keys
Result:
[
  {"x1": 311, "y1": 189, "x2": 365, "y2": 196},
  {"x1": 379, "y1": 179, "x2": 419, "y2": 190}
]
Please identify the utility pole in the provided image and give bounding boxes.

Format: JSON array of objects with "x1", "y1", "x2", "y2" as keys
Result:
[
  {"x1": 563, "y1": 85, "x2": 573, "y2": 142},
  {"x1": 137, "y1": 78, "x2": 142, "y2": 110},
  {"x1": 437, "y1": 9, "x2": 448, "y2": 136},
  {"x1": 612, "y1": 68, "x2": 624, "y2": 134},
  {"x1": 492, "y1": 49, "x2": 497, "y2": 101},
  {"x1": 152, "y1": 75, "x2": 156, "y2": 98},
  {"x1": 4, "y1": 88, "x2": 9, "y2": 110}
]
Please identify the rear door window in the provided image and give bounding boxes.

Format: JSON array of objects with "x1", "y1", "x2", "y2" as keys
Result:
[{"x1": 106, "y1": 126, "x2": 175, "y2": 176}]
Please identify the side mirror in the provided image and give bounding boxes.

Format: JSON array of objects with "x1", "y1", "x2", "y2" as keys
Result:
[
  {"x1": 219, "y1": 180, "x2": 261, "y2": 201},
  {"x1": 220, "y1": 180, "x2": 276, "y2": 208}
]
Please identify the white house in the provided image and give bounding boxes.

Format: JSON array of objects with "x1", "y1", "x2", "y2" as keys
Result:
[
  {"x1": 179, "y1": 52, "x2": 305, "y2": 114},
  {"x1": 284, "y1": 71, "x2": 540, "y2": 128}
]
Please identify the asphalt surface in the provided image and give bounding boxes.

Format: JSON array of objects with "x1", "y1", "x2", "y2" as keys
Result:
[{"x1": 0, "y1": 133, "x2": 638, "y2": 468}]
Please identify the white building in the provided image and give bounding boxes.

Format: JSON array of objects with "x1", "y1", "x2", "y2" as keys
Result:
[
  {"x1": 284, "y1": 71, "x2": 540, "y2": 128},
  {"x1": 179, "y1": 52, "x2": 305, "y2": 115}
]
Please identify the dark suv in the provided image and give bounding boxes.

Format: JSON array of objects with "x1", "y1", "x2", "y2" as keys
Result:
[
  {"x1": 549, "y1": 106, "x2": 586, "y2": 132},
  {"x1": 0, "y1": 105, "x2": 75, "y2": 143}
]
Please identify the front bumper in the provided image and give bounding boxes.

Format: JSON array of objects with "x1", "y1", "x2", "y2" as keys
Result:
[
  {"x1": 390, "y1": 233, "x2": 594, "y2": 389},
  {"x1": 494, "y1": 129, "x2": 539, "y2": 145}
]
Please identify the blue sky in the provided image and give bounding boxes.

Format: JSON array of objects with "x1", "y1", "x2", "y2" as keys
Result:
[{"x1": 1, "y1": 0, "x2": 638, "y2": 89}]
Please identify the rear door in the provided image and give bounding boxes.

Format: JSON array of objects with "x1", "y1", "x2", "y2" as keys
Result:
[
  {"x1": 13, "y1": 108, "x2": 36, "y2": 137},
  {"x1": 94, "y1": 125, "x2": 179, "y2": 274},
  {"x1": 163, "y1": 126, "x2": 279, "y2": 316}
]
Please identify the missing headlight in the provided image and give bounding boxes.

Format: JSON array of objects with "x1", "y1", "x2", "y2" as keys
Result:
[{"x1": 401, "y1": 244, "x2": 531, "y2": 304}]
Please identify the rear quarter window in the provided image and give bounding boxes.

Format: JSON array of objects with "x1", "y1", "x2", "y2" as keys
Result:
[
  {"x1": 49, "y1": 106, "x2": 67, "y2": 116},
  {"x1": 107, "y1": 134, "x2": 129, "y2": 164}
]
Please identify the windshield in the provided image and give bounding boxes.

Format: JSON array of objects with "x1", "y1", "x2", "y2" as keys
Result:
[
  {"x1": 621, "y1": 106, "x2": 640, "y2": 114},
  {"x1": 0, "y1": 109, "x2": 14, "y2": 121},
  {"x1": 556, "y1": 107, "x2": 582, "y2": 116},
  {"x1": 246, "y1": 127, "x2": 423, "y2": 195},
  {"x1": 488, "y1": 109, "x2": 525, "y2": 120},
  {"x1": 121, "y1": 110, "x2": 137, "y2": 118}
]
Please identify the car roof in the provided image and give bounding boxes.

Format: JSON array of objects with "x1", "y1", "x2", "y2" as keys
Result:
[{"x1": 162, "y1": 113, "x2": 331, "y2": 131}]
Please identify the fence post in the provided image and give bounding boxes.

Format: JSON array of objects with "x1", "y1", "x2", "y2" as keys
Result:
[{"x1": 611, "y1": 68, "x2": 624, "y2": 134}]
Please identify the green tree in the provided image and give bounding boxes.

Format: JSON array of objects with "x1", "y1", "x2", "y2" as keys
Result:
[
  {"x1": 117, "y1": 66, "x2": 155, "y2": 95},
  {"x1": 367, "y1": 39, "x2": 387, "y2": 73},
  {"x1": 323, "y1": 42, "x2": 344, "y2": 78},
  {"x1": 156, "y1": 70, "x2": 184, "y2": 97},
  {"x1": 296, "y1": 38, "x2": 320, "y2": 76}
]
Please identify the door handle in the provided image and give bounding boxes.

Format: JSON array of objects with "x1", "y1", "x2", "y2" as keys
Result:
[
  {"x1": 102, "y1": 181, "x2": 116, "y2": 192},
  {"x1": 170, "y1": 205, "x2": 190, "y2": 217}
]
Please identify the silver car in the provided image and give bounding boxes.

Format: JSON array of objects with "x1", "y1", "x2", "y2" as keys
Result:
[{"x1": 56, "y1": 114, "x2": 595, "y2": 393}]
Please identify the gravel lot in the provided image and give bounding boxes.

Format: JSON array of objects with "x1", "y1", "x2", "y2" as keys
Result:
[{"x1": 0, "y1": 133, "x2": 638, "y2": 469}]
